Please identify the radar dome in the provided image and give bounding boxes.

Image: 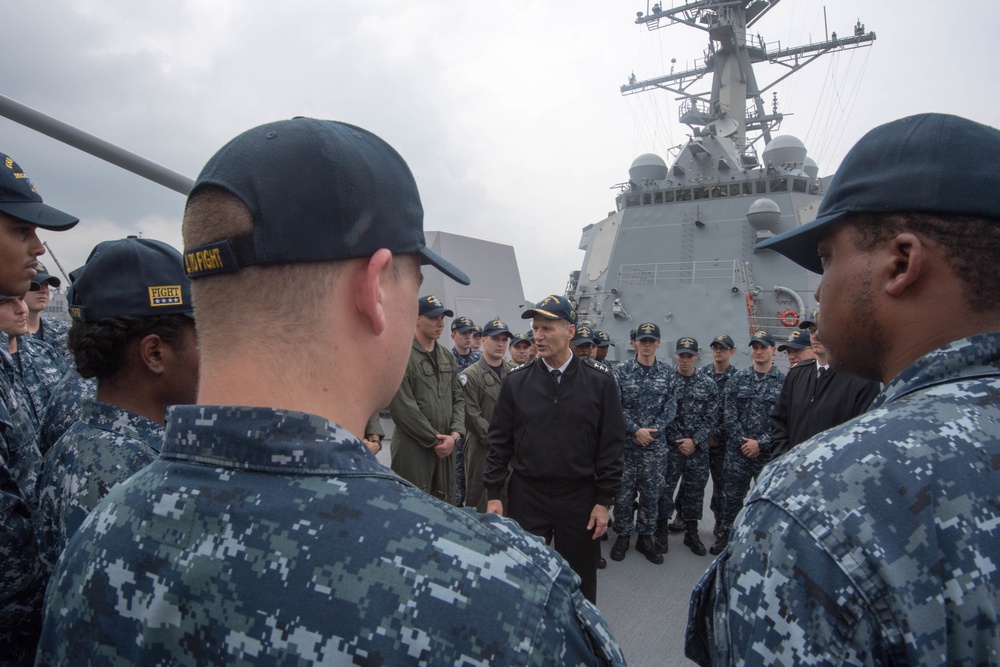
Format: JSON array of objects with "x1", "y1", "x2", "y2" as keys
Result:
[
  {"x1": 746, "y1": 198, "x2": 782, "y2": 232},
  {"x1": 804, "y1": 157, "x2": 819, "y2": 178},
  {"x1": 629, "y1": 153, "x2": 668, "y2": 184},
  {"x1": 761, "y1": 135, "x2": 807, "y2": 171}
]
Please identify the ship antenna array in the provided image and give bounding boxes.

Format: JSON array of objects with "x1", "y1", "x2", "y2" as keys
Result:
[{"x1": 621, "y1": 1, "x2": 875, "y2": 150}]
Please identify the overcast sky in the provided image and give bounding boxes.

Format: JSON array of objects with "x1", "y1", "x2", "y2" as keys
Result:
[{"x1": 3, "y1": 0, "x2": 997, "y2": 299}]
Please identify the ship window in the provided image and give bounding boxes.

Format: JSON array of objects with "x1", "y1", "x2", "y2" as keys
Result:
[
  {"x1": 730, "y1": 184, "x2": 741, "y2": 196},
  {"x1": 755, "y1": 180, "x2": 767, "y2": 194},
  {"x1": 654, "y1": 192, "x2": 664, "y2": 204},
  {"x1": 792, "y1": 178, "x2": 808, "y2": 193},
  {"x1": 711, "y1": 185, "x2": 727, "y2": 198},
  {"x1": 676, "y1": 189, "x2": 692, "y2": 201},
  {"x1": 626, "y1": 195, "x2": 640, "y2": 207},
  {"x1": 693, "y1": 187, "x2": 710, "y2": 200},
  {"x1": 769, "y1": 178, "x2": 788, "y2": 192},
  {"x1": 642, "y1": 193, "x2": 652, "y2": 205},
  {"x1": 743, "y1": 182, "x2": 754, "y2": 195},
  {"x1": 664, "y1": 190, "x2": 675, "y2": 203}
]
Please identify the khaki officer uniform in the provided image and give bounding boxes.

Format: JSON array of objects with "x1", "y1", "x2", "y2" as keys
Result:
[
  {"x1": 389, "y1": 337, "x2": 466, "y2": 503},
  {"x1": 460, "y1": 356, "x2": 514, "y2": 511}
]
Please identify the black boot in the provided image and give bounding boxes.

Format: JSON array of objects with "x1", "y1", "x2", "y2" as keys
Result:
[
  {"x1": 609, "y1": 534, "x2": 630, "y2": 561},
  {"x1": 635, "y1": 534, "x2": 664, "y2": 565},
  {"x1": 598, "y1": 554, "x2": 607, "y2": 569},
  {"x1": 667, "y1": 516, "x2": 685, "y2": 532},
  {"x1": 683, "y1": 521, "x2": 707, "y2": 556},
  {"x1": 654, "y1": 520, "x2": 671, "y2": 554},
  {"x1": 709, "y1": 525, "x2": 730, "y2": 555}
]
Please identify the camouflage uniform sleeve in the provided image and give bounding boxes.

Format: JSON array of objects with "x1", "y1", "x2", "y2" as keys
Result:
[
  {"x1": 462, "y1": 369, "x2": 490, "y2": 445},
  {"x1": 388, "y1": 354, "x2": 439, "y2": 447},
  {"x1": 687, "y1": 499, "x2": 887, "y2": 666},
  {"x1": 722, "y1": 378, "x2": 740, "y2": 449},
  {"x1": 652, "y1": 371, "x2": 676, "y2": 436},
  {"x1": 690, "y1": 378, "x2": 718, "y2": 450},
  {"x1": 0, "y1": 458, "x2": 44, "y2": 659}
]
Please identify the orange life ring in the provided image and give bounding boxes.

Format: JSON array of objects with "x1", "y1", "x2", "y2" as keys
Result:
[{"x1": 779, "y1": 309, "x2": 799, "y2": 327}]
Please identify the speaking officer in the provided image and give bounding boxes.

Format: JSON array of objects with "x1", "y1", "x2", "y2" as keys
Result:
[
  {"x1": 484, "y1": 295, "x2": 625, "y2": 604},
  {"x1": 460, "y1": 319, "x2": 513, "y2": 511}
]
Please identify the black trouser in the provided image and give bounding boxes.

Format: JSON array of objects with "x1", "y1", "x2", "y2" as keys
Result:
[{"x1": 508, "y1": 473, "x2": 599, "y2": 604}]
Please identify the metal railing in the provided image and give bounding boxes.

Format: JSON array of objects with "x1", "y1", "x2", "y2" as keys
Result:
[{"x1": 618, "y1": 259, "x2": 740, "y2": 286}]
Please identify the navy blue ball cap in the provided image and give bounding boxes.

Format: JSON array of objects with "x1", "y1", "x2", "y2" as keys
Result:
[
  {"x1": 482, "y1": 319, "x2": 512, "y2": 338},
  {"x1": 756, "y1": 114, "x2": 1000, "y2": 274},
  {"x1": 635, "y1": 322, "x2": 660, "y2": 341},
  {"x1": 69, "y1": 237, "x2": 193, "y2": 323},
  {"x1": 522, "y1": 295, "x2": 577, "y2": 323},
  {"x1": 799, "y1": 308, "x2": 820, "y2": 330},
  {"x1": 594, "y1": 330, "x2": 613, "y2": 347},
  {"x1": 572, "y1": 326, "x2": 594, "y2": 345},
  {"x1": 749, "y1": 330, "x2": 776, "y2": 347},
  {"x1": 0, "y1": 152, "x2": 79, "y2": 230},
  {"x1": 511, "y1": 332, "x2": 531, "y2": 346},
  {"x1": 183, "y1": 118, "x2": 469, "y2": 285},
  {"x1": 451, "y1": 316, "x2": 475, "y2": 333},
  {"x1": 676, "y1": 337, "x2": 699, "y2": 354},
  {"x1": 709, "y1": 333, "x2": 735, "y2": 350},
  {"x1": 29, "y1": 261, "x2": 61, "y2": 289},
  {"x1": 418, "y1": 294, "x2": 453, "y2": 318},
  {"x1": 778, "y1": 329, "x2": 812, "y2": 351}
]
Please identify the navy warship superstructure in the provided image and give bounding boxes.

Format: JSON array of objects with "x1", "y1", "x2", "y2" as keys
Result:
[{"x1": 568, "y1": 1, "x2": 875, "y2": 362}]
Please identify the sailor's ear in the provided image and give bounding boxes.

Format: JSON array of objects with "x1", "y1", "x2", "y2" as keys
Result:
[
  {"x1": 882, "y1": 232, "x2": 923, "y2": 297},
  {"x1": 354, "y1": 249, "x2": 393, "y2": 336}
]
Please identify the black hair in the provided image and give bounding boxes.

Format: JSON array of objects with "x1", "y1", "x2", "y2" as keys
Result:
[{"x1": 69, "y1": 315, "x2": 192, "y2": 381}]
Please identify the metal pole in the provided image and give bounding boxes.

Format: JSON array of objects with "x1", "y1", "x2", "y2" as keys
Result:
[{"x1": 0, "y1": 93, "x2": 194, "y2": 195}]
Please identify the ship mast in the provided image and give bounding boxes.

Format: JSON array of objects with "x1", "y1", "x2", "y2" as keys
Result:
[{"x1": 622, "y1": 1, "x2": 875, "y2": 158}]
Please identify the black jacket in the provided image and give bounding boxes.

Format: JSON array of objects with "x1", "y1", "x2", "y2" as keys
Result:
[
  {"x1": 770, "y1": 359, "x2": 880, "y2": 458},
  {"x1": 483, "y1": 355, "x2": 625, "y2": 507}
]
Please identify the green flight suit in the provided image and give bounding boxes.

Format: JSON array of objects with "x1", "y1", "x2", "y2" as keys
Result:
[
  {"x1": 459, "y1": 357, "x2": 513, "y2": 512},
  {"x1": 389, "y1": 338, "x2": 465, "y2": 504}
]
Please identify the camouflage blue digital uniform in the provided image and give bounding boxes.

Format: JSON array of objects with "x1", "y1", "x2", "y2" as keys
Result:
[
  {"x1": 9, "y1": 334, "x2": 68, "y2": 433},
  {"x1": 37, "y1": 367, "x2": 97, "y2": 455},
  {"x1": 659, "y1": 371, "x2": 718, "y2": 523},
  {"x1": 0, "y1": 344, "x2": 41, "y2": 505},
  {"x1": 698, "y1": 364, "x2": 736, "y2": 526},
  {"x1": 33, "y1": 399, "x2": 162, "y2": 572},
  {"x1": 31, "y1": 317, "x2": 71, "y2": 365},
  {"x1": 687, "y1": 333, "x2": 1000, "y2": 666},
  {"x1": 719, "y1": 365, "x2": 784, "y2": 527},
  {"x1": 37, "y1": 405, "x2": 626, "y2": 667},
  {"x1": 612, "y1": 357, "x2": 674, "y2": 536},
  {"x1": 0, "y1": 368, "x2": 44, "y2": 665}
]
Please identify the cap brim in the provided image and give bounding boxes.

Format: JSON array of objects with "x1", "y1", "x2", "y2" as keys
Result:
[
  {"x1": 778, "y1": 343, "x2": 808, "y2": 351},
  {"x1": 798, "y1": 320, "x2": 816, "y2": 330},
  {"x1": 522, "y1": 309, "x2": 563, "y2": 320},
  {"x1": 424, "y1": 307, "x2": 454, "y2": 318},
  {"x1": 754, "y1": 209, "x2": 851, "y2": 274},
  {"x1": 0, "y1": 201, "x2": 80, "y2": 231},
  {"x1": 418, "y1": 246, "x2": 470, "y2": 285}
]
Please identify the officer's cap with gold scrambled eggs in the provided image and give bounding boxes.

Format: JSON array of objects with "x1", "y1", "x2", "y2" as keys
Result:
[
  {"x1": 69, "y1": 237, "x2": 193, "y2": 323},
  {"x1": 675, "y1": 337, "x2": 699, "y2": 354},
  {"x1": 521, "y1": 295, "x2": 577, "y2": 324},
  {"x1": 635, "y1": 322, "x2": 660, "y2": 341},
  {"x1": 182, "y1": 118, "x2": 469, "y2": 286}
]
